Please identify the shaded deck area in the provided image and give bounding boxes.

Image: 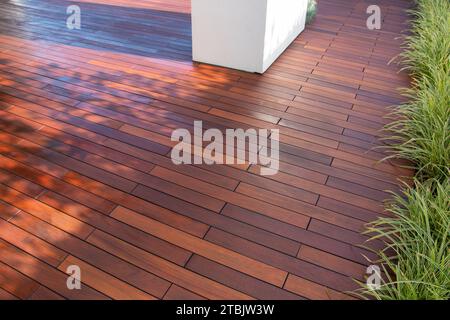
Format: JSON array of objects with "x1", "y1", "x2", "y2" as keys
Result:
[{"x1": 0, "y1": 0, "x2": 413, "y2": 299}]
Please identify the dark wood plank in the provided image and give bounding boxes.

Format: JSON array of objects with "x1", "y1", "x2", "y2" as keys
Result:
[{"x1": 186, "y1": 255, "x2": 304, "y2": 300}]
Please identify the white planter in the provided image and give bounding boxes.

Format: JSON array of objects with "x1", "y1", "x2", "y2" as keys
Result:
[{"x1": 191, "y1": 0, "x2": 308, "y2": 73}]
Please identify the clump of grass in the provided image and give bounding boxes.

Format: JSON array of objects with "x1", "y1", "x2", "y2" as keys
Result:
[
  {"x1": 384, "y1": 68, "x2": 450, "y2": 182},
  {"x1": 383, "y1": 0, "x2": 450, "y2": 183},
  {"x1": 306, "y1": 0, "x2": 317, "y2": 24},
  {"x1": 360, "y1": 179, "x2": 450, "y2": 300},
  {"x1": 361, "y1": 0, "x2": 450, "y2": 300},
  {"x1": 398, "y1": 0, "x2": 449, "y2": 81}
]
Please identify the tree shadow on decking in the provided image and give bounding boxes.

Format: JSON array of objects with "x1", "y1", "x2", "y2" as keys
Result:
[
  {"x1": 0, "y1": 51, "x2": 380, "y2": 299},
  {"x1": 0, "y1": 89, "x2": 157, "y2": 299}
]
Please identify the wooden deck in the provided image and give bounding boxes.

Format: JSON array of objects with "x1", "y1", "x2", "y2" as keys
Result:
[{"x1": 0, "y1": 0, "x2": 413, "y2": 300}]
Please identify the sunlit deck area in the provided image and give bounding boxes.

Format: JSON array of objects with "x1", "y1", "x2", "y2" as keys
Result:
[{"x1": 0, "y1": 0, "x2": 413, "y2": 299}]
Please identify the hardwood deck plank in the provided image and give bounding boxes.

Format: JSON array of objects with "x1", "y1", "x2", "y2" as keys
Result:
[
  {"x1": 0, "y1": 157, "x2": 194, "y2": 265},
  {"x1": 111, "y1": 206, "x2": 288, "y2": 287},
  {"x1": 0, "y1": 261, "x2": 40, "y2": 300},
  {"x1": 150, "y1": 166, "x2": 311, "y2": 229},
  {"x1": 186, "y1": 255, "x2": 304, "y2": 300},
  {"x1": 163, "y1": 285, "x2": 206, "y2": 300},
  {"x1": 87, "y1": 230, "x2": 253, "y2": 300},
  {"x1": 0, "y1": 219, "x2": 67, "y2": 267},
  {"x1": 27, "y1": 286, "x2": 64, "y2": 300},
  {"x1": 0, "y1": 183, "x2": 94, "y2": 239},
  {"x1": 131, "y1": 184, "x2": 301, "y2": 256},
  {"x1": 221, "y1": 204, "x2": 377, "y2": 265},
  {"x1": 8, "y1": 210, "x2": 171, "y2": 298},
  {"x1": 204, "y1": 227, "x2": 359, "y2": 292},
  {"x1": 58, "y1": 256, "x2": 157, "y2": 300},
  {"x1": 0, "y1": 239, "x2": 107, "y2": 299},
  {"x1": 284, "y1": 274, "x2": 355, "y2": 300},
  {"x1": 0, "y1": 287, "x2": 18, "y2": 300}
]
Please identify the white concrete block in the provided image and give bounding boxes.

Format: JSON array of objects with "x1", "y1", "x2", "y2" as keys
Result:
[{"x1": 191, "y1": 0, "x2": 308, "y2": 73}]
